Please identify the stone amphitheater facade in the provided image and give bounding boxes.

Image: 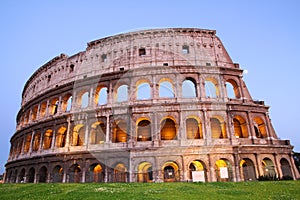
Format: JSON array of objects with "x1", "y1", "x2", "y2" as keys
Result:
[{"x1": 5, "y1": 28, "x2": 299, "y2": 183}]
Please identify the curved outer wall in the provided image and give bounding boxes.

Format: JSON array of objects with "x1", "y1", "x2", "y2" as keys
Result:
[{"x1": 5, "y1": 28, "x2": 299, "y2": 183}]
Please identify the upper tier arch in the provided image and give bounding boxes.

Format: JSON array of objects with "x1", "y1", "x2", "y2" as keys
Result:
[{"x1": 21, "y1": 28, "x2": 235, "y2": 106}]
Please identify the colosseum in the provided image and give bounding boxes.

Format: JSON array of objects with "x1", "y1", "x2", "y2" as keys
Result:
[{"x1": 5, "y1": 28, "x2": 299, "y2": 183}]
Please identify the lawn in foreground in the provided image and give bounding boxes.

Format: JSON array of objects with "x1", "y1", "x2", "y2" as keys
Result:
[{"x1": 0, "y1": 181, "x2": 299, "y2": 200}]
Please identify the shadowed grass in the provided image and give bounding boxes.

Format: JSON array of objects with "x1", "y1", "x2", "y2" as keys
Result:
[{"x1": 0, "y1": 181, "x2": 299, "y2": 200}]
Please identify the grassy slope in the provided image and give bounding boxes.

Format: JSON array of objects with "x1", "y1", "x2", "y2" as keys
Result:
[{"x1": 0, "y1": 181, "x2": 299, "y2": 200}]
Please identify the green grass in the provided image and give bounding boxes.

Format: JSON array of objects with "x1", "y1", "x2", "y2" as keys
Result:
[{"x1": 0, "y1": 181, "x2": 299, "y2": 200}]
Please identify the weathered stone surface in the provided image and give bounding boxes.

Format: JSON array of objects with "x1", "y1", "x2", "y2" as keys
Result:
[{"x1": 5, "y1": 28, "x2": 299, "y2": 183}]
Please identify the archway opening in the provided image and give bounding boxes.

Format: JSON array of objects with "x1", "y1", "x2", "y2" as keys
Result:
[
  {"x1": 88, "y1": 164, "x2": 104, "y2": 182},
  {"x1": 253, "y1": 117, "x2": 267, "y2": 138},
  {"x1": 211, "y1": 117, "x2": 227, "y2": 139},
  {"x1": 72, "y1": 124, "x2": 85, "y2": 146},
  {"x1": 161, "y1": 118, "x2": 177, "y2": 140},
  {"x1": 43, "y1": 129, "x2": 53, "y2": 149},
  {"x1": 280, "y1": 158, "x2": 293, "y2": 179},
  {"x1": 38, "y1": 166, "x2": 48, "y2": 183},
  {"x1": 114, "y1": 163, "x2": 127, "y2": 183},
  {"x1": 53, "y1": 165, "x2": 63, "y2": 183},
  {"x1": 189, "y1": 160, "x2": 206, "y2": 182},
  {"x1": 28, "y1": 167, "x2": 35, "y2": 183},
  {"x1": 215, "y1": 159, "x2": 233, "y2": 182},
  {"x1": 262, "y1": 158, "x2": 276, "y2": 178},
  {"x1": 113, "y1": 120, "x2": 127, "y2": 143},
  {"x1": 90, "y1": 122, "x2": 106, "y2": 144},
  {"x1": 162, "y1": 161, "x2": 179, "y2": 182},
  {"x1": 18, "y1": 168, "x2": 25, "y2": 183},
  {"x1": 233, "y1": 116, "x2": 248, "y2": 138},
  {"x1": 137, "y1": 119, "x2": 151, "y2": 141},
  {"x1": 69, "y1": 164, "x2": 81, "y2": 183},
  {"x1": 182, "y1": 79, "x2": 196, "y2": 98},
  {"x1": 186, "y1": 118, "x2": 202, "y2": 139},
  {"x1": 137, "y1": 162, "x2": 153, "y2": 182},
  {"x1": 240, "y1": 158, "x2": 256, "y2": 181},
  {"x1": 56, "y1": 126, "x2": 67, "y2": 148}
]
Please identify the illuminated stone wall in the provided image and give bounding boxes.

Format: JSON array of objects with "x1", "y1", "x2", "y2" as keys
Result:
[{"x1": 5, "y1": 28, "x2": 299, "y2": 183}]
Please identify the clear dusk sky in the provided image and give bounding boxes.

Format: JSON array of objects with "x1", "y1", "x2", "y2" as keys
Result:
[{"x1": 0, "y1": 0, "x2": 299, "y2": 174}]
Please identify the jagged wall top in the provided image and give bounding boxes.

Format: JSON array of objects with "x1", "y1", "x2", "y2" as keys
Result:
[{"x1": 21, "y1": 27, "x2": 235, "y2": 106}]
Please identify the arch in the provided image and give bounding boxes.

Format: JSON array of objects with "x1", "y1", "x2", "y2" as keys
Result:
[
  {"x1": 240, "y1": 158, "x2": 256, "y2": 181},
  {"x1": 182, "y1": 79, "x2": 197, "y2": 98},
  {"x1": 13, "y1": 169, "x2": 18, "y2": 183},
  {"x1": 233, "y1": 116, "x2": 249, "y2": 138},
  {"x1": 215, "y1": 159, "x2": 233, "y2": 182},
  {"x1": 160, "y1": 118, "x2": 177, "y2": 140},
  {"x1": 49, "y1": 98, "x2": 59, "y2": 115},
  {"x1": 28, "y1": 167, "x2": 35, "y2": 183},
  {"x1": 24, "y1": 133, "x2": 32, "y2": 153},
  {"x1": 280, "y1": 158, "x2": 293, "y2": 179},
  {"x1": 32, "y1": 132, "x2": 41, "y2": 151},
  {"x1": 188, "y1": 160, "x2": 207, "y2": 182},
  {"x1": 137, "y1": 162, "x2": 153, "y2": 182},
  {"x1": 17, "y1": 138, "x2": 23, "y2": 155},
  {"x1": 31, "y1": 105, "x2": 38, "y2": 121},
  {"x1": 56, "y1": 126, "x2": 67, "y2": 148},
  {"x1": 43, "y1": 129, "x2": 53, "y2": 149},
  {"x1": 39, "y1": 101, "x2": 47, "y2": 118},
  {"x1": 253, "y1": 117, "x2": 267, "y2": 138},
  {"x1": 114, "y1": 163, "x2": 128, "y2": 182},
  {"x1": 62, "y1": 94, "x2": 72, "y2": 112},
  {"x1": 68, "y1": 164, "x2": 81, "y2": 183},
  {"x1": 72, "y1": 124, "x2": 85, "y2": 146},
  {"x1": 226, "y1": 80, "x2": 240, "y2": 99},
  {"x1": 211, "y1": 117, "x2": 227, "y2": 138},
  {"x1": 24, "y1": 111, "x2": 29, "y2": 125},
  {"x1": 205, "y1": 78, "x2": 219, "y2": 98},
  {"x1": 136, "y1": 80, "x2": 151, "y2": 100},
  {"x1": 77, "y1": 90, "x2": 89, "y2": 109},
  {"x1": 186, "y1": 118, "x2": 202, "y2": 139},
  {"x1": 87, "y1": 163, "x2": 104, "y2": 183},
  {"x1": 159, "y1": 79, "x2": 175, "y2": 98},
  {"x1": 262, "y1": 158, "x2": 277, "y2": 178},
  {"x1": 137, "y1": 119, "x2": 151, "y2": 141},
  {"x1": 53, "y1": 165, "x2": 63, "y2": 183},
  {"x1": 112, "y1": 120, "x2": 127, "y2": 143},
  {"x1": 38, "y1": 166, "x2": 48, "y2": 183},
  {"x1": 95, "y1": 86, "x2": 108, "y2": 105},
  {"x1": 115, "y1": 84, "x2": 128, "y2": 102},
  {"x1": 18, "y1": 168, "x2": 25, "y2": 183},
  {"x1": 90, "y1": 121, "x2": 106, "y2": 144},
  {"x1": 162, "y1": 161, "x2": 180, "y2": 182}
]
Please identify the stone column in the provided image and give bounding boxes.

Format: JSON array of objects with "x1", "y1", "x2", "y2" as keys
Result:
[
  {"x1": 246, "y1": 111, "x2": 255, "y2": 143},
  {"x1": 65, "y1": 117, "x2": 71, "y2": 149},
  {"x1": 264, "y1": 113, "x2": 273, "y2": 143},
  {"x1": 254, "y1": 153, "x2": 262, "y2": 178},
  {"x1": 45, "y1": 99, "x2": 50, "y2": 117},
  {"x1": 233, "y1": 152, "x2": 241, "y2": 182},
  {"x1": 29, "y1": 131, "x2": 34, "y2": 154},
  {"x1": 39, "y1": 131, "x2": 44, "y2": 152},
  {"x1": 84, "y1": 116, "x2": 90, "y2": 148},
  {"x1": 273, "y1": 154, "x2": 280, "y2": 179},
  {"x1": 51, "y1": 129, "x2": 56, "y2": 151},
  {"x1": 62, "y1": 162, "x2": 67, "y2": 183},
  {"x1": 36, "y1": 103, "x2": 41, "y2": 120},
  {"x1": 202, "y1": 109, "x2": 210, "y2": 145},
  {"x1": 89, "y1": 87, "x2": 94, "y2": 108},
  {"x1": 105, "y1": 115, "x2": 110, "y2": 143},
  {"x1": 57, "y1": 96, "x2": 62, "y2": 114}
]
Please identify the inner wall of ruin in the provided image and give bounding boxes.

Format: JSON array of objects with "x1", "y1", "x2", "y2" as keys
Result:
[{"x1": 5, "y1": 28, "x2": 299, "y2": 183}]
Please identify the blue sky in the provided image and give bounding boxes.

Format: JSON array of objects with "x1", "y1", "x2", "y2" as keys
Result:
[{"x1": 1, "y1": 0, "x2": 300, "y2": 174}]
